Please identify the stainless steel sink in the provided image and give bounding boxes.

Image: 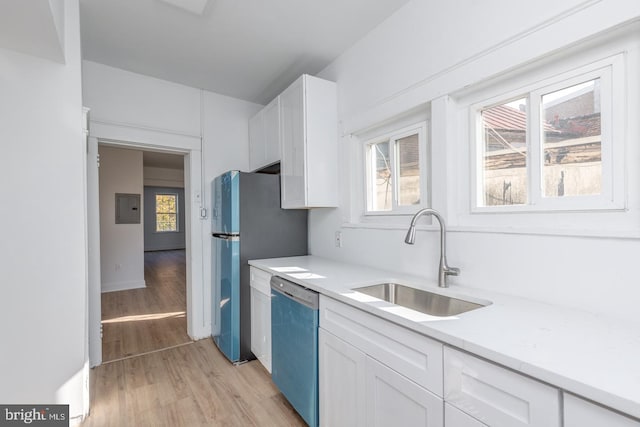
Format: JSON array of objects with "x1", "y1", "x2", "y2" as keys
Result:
[{"x1": 353, "y1": 283, "x2": 487, "y2": 317}]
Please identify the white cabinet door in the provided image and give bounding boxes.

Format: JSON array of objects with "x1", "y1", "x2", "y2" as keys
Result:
[
  {"x1": 280, "y1": 76, "x2": 306, "y2": 208},
  {"x1": 444, "y1": 347, "x2": 560, "y2": 427},
  {"x1": 263, "y1": 96, "x2": 280, "y2": 167},
  {"x1": 365, "y1": 356, "x2": 444, "y2": 427},
  {"x1": 279, "y1": 74, "x2": 337, "y2": 209},
  {"x1": 249, "y1": 97, "x2": 281, "y2": 171},
  {"x1": 248, "y1": 109, "x2": 265, "y2": 171},
  {"x1": 249, "y1": 267, "x2": 271, "y2": 372},
  {"x1": 445, "y1": 403, "x2": 487, "y2": 427},
  {"x1": 564, "y1": 394, "x2": 640, "y2": 427},
  {"x1": 319, "y1": 328, "x2": 366, "y2": 427},
  {"x1": 320, "y1": 295, "x2": 443, "y2": 395}
]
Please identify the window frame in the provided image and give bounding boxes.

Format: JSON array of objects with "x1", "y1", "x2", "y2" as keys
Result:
[
  {"x1": 155, "y1": 193, "x2": 179, "y2": 233},
  {"x1": 469, "y1": 54, "x2": 625, "y2": 214},
  {"x1": 363, "y1": 122, "x2": 429, "y2": 216}
]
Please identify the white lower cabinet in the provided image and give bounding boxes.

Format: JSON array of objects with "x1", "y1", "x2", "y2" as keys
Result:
[
  {"x1": 444, "y1": 346, "x2": 560, "y2": 427},
  {"x1": 445, "y1": 403, "x2": 487, "y2": 427},
  {"x1": 319, "y1": 296, "x2": 444, "y2": 427},
  {"x1": 564, "y1": 393, "x2": 640, "y2": 427},
  {"x1": 320, "y1": 295, "x2": 443, "y2": 392},
  {"x1": 249, "y1": 266, "x2": 272, "y2": 372},
  {"x1": 365, "y1": 356, "x2": 444, "y2": 427},
  {"x1": 317, "y1": 296, "x2": 637, "y2": 427},
  {"x1": 319, "y1": 328, "x2": 366, "y2": 427},
  {"x1": 319, "y1": 328, "x2": 443, "y2": 427}
]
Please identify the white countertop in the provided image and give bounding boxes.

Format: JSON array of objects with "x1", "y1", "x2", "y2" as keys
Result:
[{"x1": 249, "y1": 255, "x2": 640, "y2": 419}]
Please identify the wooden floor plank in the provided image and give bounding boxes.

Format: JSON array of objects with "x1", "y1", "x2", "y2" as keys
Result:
[
  {"x1": 88, "y1": 249, "x2": 306, "y2": 426},
  {"x1": 101, "y1": 250, "x2": 192, "y2": 362},
  {"x1": 83, "y1": 340, "x2": 306, "y2": 427}
]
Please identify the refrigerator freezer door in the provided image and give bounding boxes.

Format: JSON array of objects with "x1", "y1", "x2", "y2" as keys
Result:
[{"x1": 212, "y1": 171, "x2": 240, "y2": 234}]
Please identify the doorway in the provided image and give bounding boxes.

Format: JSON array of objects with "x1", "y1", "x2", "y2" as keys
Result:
[
  {"x1": 87, "y1": 128, "x2": 207, "y2": 367},
  {"x1": 97, "y1": 146, "x2": 192, "y2": 362}
]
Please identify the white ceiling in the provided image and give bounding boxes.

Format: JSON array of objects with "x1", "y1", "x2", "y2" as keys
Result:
[
  {"x1": 79, "y1": 0, "x2": 410, "y2": 105},
  {"x1": 0, "y1": 0, "x2": 65, "y2": 62}
]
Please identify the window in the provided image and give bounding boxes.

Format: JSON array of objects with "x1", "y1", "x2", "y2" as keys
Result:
[
  {"x1": 365, "y1": 122, "x2": 427, "y2": 214},
  {"x1": 472, "y1": 56, "x2": 623, "y2": 212},
  {"x1": 155, "y1": 194, "x2": 178, "y2": 232},
  {"x1": 480, "y1": 97, "x2": 529, "y2": 206}
]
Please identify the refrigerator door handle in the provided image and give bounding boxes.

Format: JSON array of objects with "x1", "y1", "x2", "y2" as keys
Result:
[{"x1": 212, "y1": 232, "x2": 240, "y2": 241}]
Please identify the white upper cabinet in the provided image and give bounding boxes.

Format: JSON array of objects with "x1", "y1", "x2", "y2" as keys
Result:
[
  {"x1": 249, "y1": 97, "x2": 280, "y2": 171},
  {"x1": 279, "y1": 74, "x2": 338, "y2": 209},
  {"x1": 263, "y1": 98, "x2": 281, "y2": 168}
]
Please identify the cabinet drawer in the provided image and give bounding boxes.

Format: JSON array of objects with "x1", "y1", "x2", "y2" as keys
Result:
[
  {"x1": 249, "y1": 266, "x2": 271, "y2": 295},
  {"x1": 320, "y1": 295, "x2": 443, "y2": 395},
  {"x1": 564, "y1": 393, "x2": 640, "y2": 427},
  {"x1": 444, "y1": 347, "x2": 560, "y2": 427}
]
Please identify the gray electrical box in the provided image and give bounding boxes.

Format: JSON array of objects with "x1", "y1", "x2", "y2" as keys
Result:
[{"x1": 115, "y1": 193, "x2": 141, "y2": 224}]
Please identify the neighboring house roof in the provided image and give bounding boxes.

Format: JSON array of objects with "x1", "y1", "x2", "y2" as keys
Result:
[
  {"x1": 549, "y1": 113, "x2": 600, "y2": 138},
  {"x1": 483, "y1": 104, "x2": 557, "y2": 133},
  {"x1": 483, "y1": 104, "x2": 527, "y2": 131}
]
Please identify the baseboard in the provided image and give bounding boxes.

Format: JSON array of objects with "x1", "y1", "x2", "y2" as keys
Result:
[{"x1": 101, "y1": 280, "x2": 146, "y2": 293}]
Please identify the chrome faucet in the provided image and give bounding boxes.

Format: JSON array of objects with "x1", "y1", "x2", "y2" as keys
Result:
[{"x1": 404, "y1": 208, "x2": 460, "y2": 288}]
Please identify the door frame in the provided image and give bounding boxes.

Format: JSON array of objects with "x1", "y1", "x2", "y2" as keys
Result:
[{"x1": 87, "y1": 120, "x2": 208, "y2": 367}]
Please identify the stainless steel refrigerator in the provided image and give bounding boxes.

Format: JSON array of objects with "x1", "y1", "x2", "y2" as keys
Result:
[{"x1": 211, "y1": 170, "x2": 308, "y2": 363}]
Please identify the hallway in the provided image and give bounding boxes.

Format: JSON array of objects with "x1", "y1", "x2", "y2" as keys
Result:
[{"x1": 101, "y1": 250, "x2": 191, "y2": 362}]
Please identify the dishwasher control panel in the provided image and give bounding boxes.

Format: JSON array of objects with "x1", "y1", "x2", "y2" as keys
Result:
[{"x1": 270, "y1": 276, "x2": 319, "y2": 309}]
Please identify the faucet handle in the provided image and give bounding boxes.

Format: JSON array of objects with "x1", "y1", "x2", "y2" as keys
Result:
[{"x1": 445, "y1": 266, "x2": 460, "y2": 276}]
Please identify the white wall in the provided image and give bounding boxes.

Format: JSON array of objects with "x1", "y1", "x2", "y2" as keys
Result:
[
  {"x1": 322, "y1": 0, "x2": 640, "y2": 132},
  {"x1": 82, "y1": 61, "x2": 261, "y2": 338},
  {"x1": 82, "y1": 60, "x2": 201, "y2": 136},
  {"x1": 0, "y1": 0, "x2": 87, "y2": 421},
  {"x1": 202, "y1": 89, "x2": 257, "y2": 177},
  {"x1": 99, "y1": 146, "x2": 145, "y2": 292},
  {"x1": 311, "y1": 0, "x2": 640, "y2": 322}
]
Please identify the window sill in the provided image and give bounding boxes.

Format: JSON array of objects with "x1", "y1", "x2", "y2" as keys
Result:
[
  {"x1": 343, "y1": 221, "x2": 433, "y2": 232},
  {"x1": 342, "y1": 221, "x2": 640, "y2": 239},
  {"x1": 449, "y1": 224, "x2": 640, "y2": 240}
]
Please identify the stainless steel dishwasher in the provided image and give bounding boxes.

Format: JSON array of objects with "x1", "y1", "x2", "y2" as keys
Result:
[{"x1": 270, "y1": 276, "x2": 319, "y2": 427}]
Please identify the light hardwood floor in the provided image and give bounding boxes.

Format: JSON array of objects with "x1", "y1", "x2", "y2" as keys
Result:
[
  {"x1": 93, "y1": 249, "x2": 305, "y2": 426},
  {"x1": 83, "y1": 339, "x2": 306, "y2": 426},
  {"x1": 102, "y1": 250, "x2": 192, "y2": 362}
]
